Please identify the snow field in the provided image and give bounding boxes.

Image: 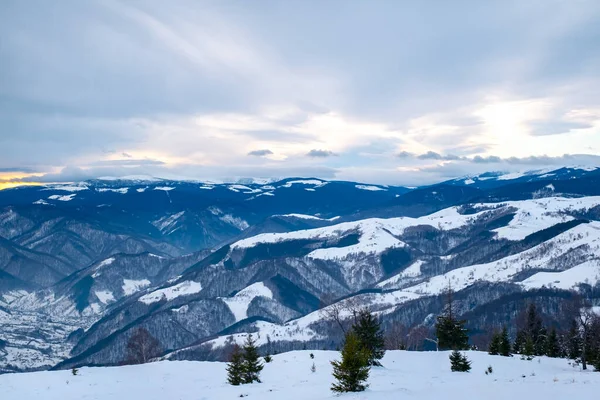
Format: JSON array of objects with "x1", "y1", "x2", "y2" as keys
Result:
[{"x1": 1, "y1": 350, "x2": 598, "y2": 400}]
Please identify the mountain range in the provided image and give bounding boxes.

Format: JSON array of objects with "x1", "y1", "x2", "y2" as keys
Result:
[{"x1": 1, "y1": 166, "x2": 600, "y2": 372}]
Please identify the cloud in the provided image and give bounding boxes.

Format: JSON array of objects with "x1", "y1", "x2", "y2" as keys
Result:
[
  {"x1": 396, "y1": 151, "x2": 414, "y2": 158},
  {"x1": 529, "y1": 121, "x2": 594, "y2": 136},
  {"x1": 306, "y1": 149, "x2": 336, "y2": 158},
  {"x1": 86, "y1": 159, "x2": 165, "y2": 167},
  {"x1": 1, "y1": 1, "x2": 599, "y2": 185},
  {"x1": 416, "y1": 151, "x2": 462, "y2": 161},
  {"x1": 247, "y1": 149, "x2": 274, "y2": 157},
  {"x1": 0, "y1": 167, "x2": 36, "y2": 173}
]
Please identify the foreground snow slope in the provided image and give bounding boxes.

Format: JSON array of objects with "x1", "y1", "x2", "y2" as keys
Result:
[{"x1": 2, "y1": 350, "x2": 598, "y2": 400}]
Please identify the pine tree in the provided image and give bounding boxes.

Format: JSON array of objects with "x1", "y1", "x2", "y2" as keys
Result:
[
  {"x1": 513, "y1": 330, "x2": 526, "y2": 354},
  {"x1": 352, "y1": 309, "x2": 386, "y2": 366},
  {"x1": 488, "y1": 331, "x2": 500, "y2": 355},
  {"x1": 546, "y1": 327, "x2": 560, "y2": 358},
  {"x1": 523, "y1": 337, "x2": 535, "y2": 359},
  {"x1": 435, "y1": 284, "x2": 469, "y2": 350},
  {"x1": 534, "y1": 326, "x2": 548, "y2": 356},
  {"x1": 331, "y1": 332, "x2": 370, "y2": 393},
  {"x1": 499, "y1": 326, "x2": 511, "y2": 357},
  {"x1": 226, "y1": 345, "x2": 245, "y2": 386},
  {"x1": 242, "y1": 334, "x2": 263, "y2": 384},
  {"x1": 449, "y1": 350, "x2": 471, "y2": 372}
]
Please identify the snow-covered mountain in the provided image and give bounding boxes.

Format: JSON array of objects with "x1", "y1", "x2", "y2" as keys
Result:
[{"x1": 1, "y1": 169, "x2": 600, "y2": 372}]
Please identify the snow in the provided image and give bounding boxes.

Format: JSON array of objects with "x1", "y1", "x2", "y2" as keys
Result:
[
  {"x1": 228, "y1": 184, "x2": 262, "y2": 193},
  {"x1": 220, "y1": 282, "x2": 274, "y2": 322},
  {"x1": 122, "y1": 279, "x2": 151, "y2": 296},
  {"x1": 33, "y1": 199, "x2": 50, "y2": 205},
  {"x1": 138, "y1": 281, "x2": 202, "y2": 304},
  {"x1": 464, "y1": 178, "x2": 475, "y2": 185},
  {"x1": 277, "y1": 214, "x2": 340, "y2": 221},
  {"x1": 152, "y1": 212, "x2": 185, "y2": 234},
  {"x1": 153, "y1": 186, "x2": 175, "y2": 191},
  {"x1": 490, "y1": 196, "x2": 600, "y2": 241},
  {"x1": 232, "y1": 204, "x2": 491, "y2": 259},
  {"x1": 497, "y1": 171, "x2": 526, "y2": 180},
  {"x1": 43, "y1": 184, "x2": 89, "y2": 192},
  {"x1": 376, "y1": 260, "x2": 426, "y2": 289},
  {"x1": 95, "y1": 291, "x2": 115, "y2": 305},
  {"x1": 96, "y1": 188, "x2": 129, "y2": 194},
  {"x1": 520, "y1": 260, "x2": 600, "y2": 290},
  {"x1": 220, "y1": 214, "x2": 249, "y2": 230},
  {"x1": 281, "y1": 179, "x2": 328, "y2": 188},
  {"x1": 2, "y1": 350, "x2": 597, "y2": 400},
  {"x1": 136, "y1": 187, "x2": 147, "y2": 192},
  {"x1": 355, "y1": 184, "x2": 387, "y2": 191},
  {"x1": 198, "y1": 185, "x2": 214, "y2": 190},
  {"x1": 47, "y1": 194, "x2": 76, "y2": 201},
  {"x1": 545, "y1": 184, "x2": 555, "y2": 191}
]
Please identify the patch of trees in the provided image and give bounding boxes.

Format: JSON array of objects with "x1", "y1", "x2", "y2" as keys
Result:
[{"x1": 124, "y1": 327, "x2": 163, "y2": 365}]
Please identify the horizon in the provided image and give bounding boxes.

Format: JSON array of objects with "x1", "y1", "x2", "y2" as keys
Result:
[{"x1": 1, "y1": 164, "x2": 598, "y2": 191}]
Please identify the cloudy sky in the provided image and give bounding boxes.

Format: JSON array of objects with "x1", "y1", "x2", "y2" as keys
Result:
[{"x1": 1, "y1": 0, "x2": 600, "y2": 187}]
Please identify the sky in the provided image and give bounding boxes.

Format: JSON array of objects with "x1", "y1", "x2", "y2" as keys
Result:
[{"x1": 1, "y1": 0, "x2": 600, "y2": 187}]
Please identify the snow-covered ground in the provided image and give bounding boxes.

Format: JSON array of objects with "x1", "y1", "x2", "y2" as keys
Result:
[{"x1": 1, "y1": 350, "x2": 597, "y2": 400}]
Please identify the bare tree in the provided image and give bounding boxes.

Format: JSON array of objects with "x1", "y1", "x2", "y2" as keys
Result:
[
  {"x1": 125, "y1": 327, "x2": 163, "y2": 365},
  {"x1": 568, "y1": 292, "x2": 595, "y2": 370},
  {"x1": 319, "y1": 293, "x2": 361, "y2": 335}
]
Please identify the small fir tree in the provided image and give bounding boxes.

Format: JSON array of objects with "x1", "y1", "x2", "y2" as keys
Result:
[
  {"x1": 488, "y1": 331, "x2": 500, "y2": 355},
  {"x1": 71, "y1": 367, "x2": 79, "y2": 376},
  {"x1": 435, "y1": 284, "x2": 469, "y2": 350},
  {"x1": 226, "y1": 345, "x2": 245, "y2": 386},
  {"x1": 499, "y1": 326, "x2": 511, "y2": 357},
  {"x1": 352, "y1": 309, "x2": 386, "y2": 366},
  {"x1": 449, "y1": 350, "x2": 471, "y2": 372},
  {"x1": 523, "y1": 337, "x2": 535, "y2": 359},
  {"x1": 513, "y1": 330, "x2": 527, "y2": 354},
  {"x1": 546, "y1": 327, "x2": 560, "y2": 358},
  {"x1": 263, "y1": 353, "x2": 273, "y2": 363},
  {"x1": 331, "y1": 332, "x2": 370, "y2": 393},
  {"x1": 242, "y1": 334, "x2": 263, "y2": 384},
  {"x1": 311, "y1": 362, "x2": 316, "y2": 373}
]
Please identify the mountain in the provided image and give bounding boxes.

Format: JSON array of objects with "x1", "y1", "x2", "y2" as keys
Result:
[{"x1": 0, "y1": 168, "x2": 599, "y2": 372}]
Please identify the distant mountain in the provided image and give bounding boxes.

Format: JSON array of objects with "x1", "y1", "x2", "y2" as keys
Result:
[{"x1": 1, "y1": 169, "x2": 599, "y2": 372}]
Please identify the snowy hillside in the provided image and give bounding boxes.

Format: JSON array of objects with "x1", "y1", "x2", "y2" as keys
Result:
[
  {"x1": 2, "y1": 170, "x2": 600, "y2": 372},
  {"x1": 1, "y1": 350, "x2": 598, "y2": 400}
]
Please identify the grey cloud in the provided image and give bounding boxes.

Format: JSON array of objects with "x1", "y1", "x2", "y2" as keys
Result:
[
  {"x1": 306, "y1": 149, "x2": 336, "y2": 158},
  {"x1": 472, "y1": 155, "x2": 502, "y2": 163},
  {"x1": 247, "y1": 149, "x2": 273, "y2": 157},
  {"x1": 121, "y1": 152, "x2": 133, "y2": 158},
  {"x1": 396, "y1": 151, "x2": 414, "y2": 158},
  {"x1": 529, "y1": 121, "x2": 594, "y2": 136},
  {"x1": 0, "y1": 167, "x2": 36, "y2": 173},
  {"x1": 417, "y1": 151, "x2": 461, "y2": 161}
]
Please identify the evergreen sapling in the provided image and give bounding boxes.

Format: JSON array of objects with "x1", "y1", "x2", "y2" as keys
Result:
[
  {"x1": 242, "y1": 334, "x2": 264, "y2": 384},
  {"x1": 331, "y1": 332, "x2": 370, "y2": 393}
]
